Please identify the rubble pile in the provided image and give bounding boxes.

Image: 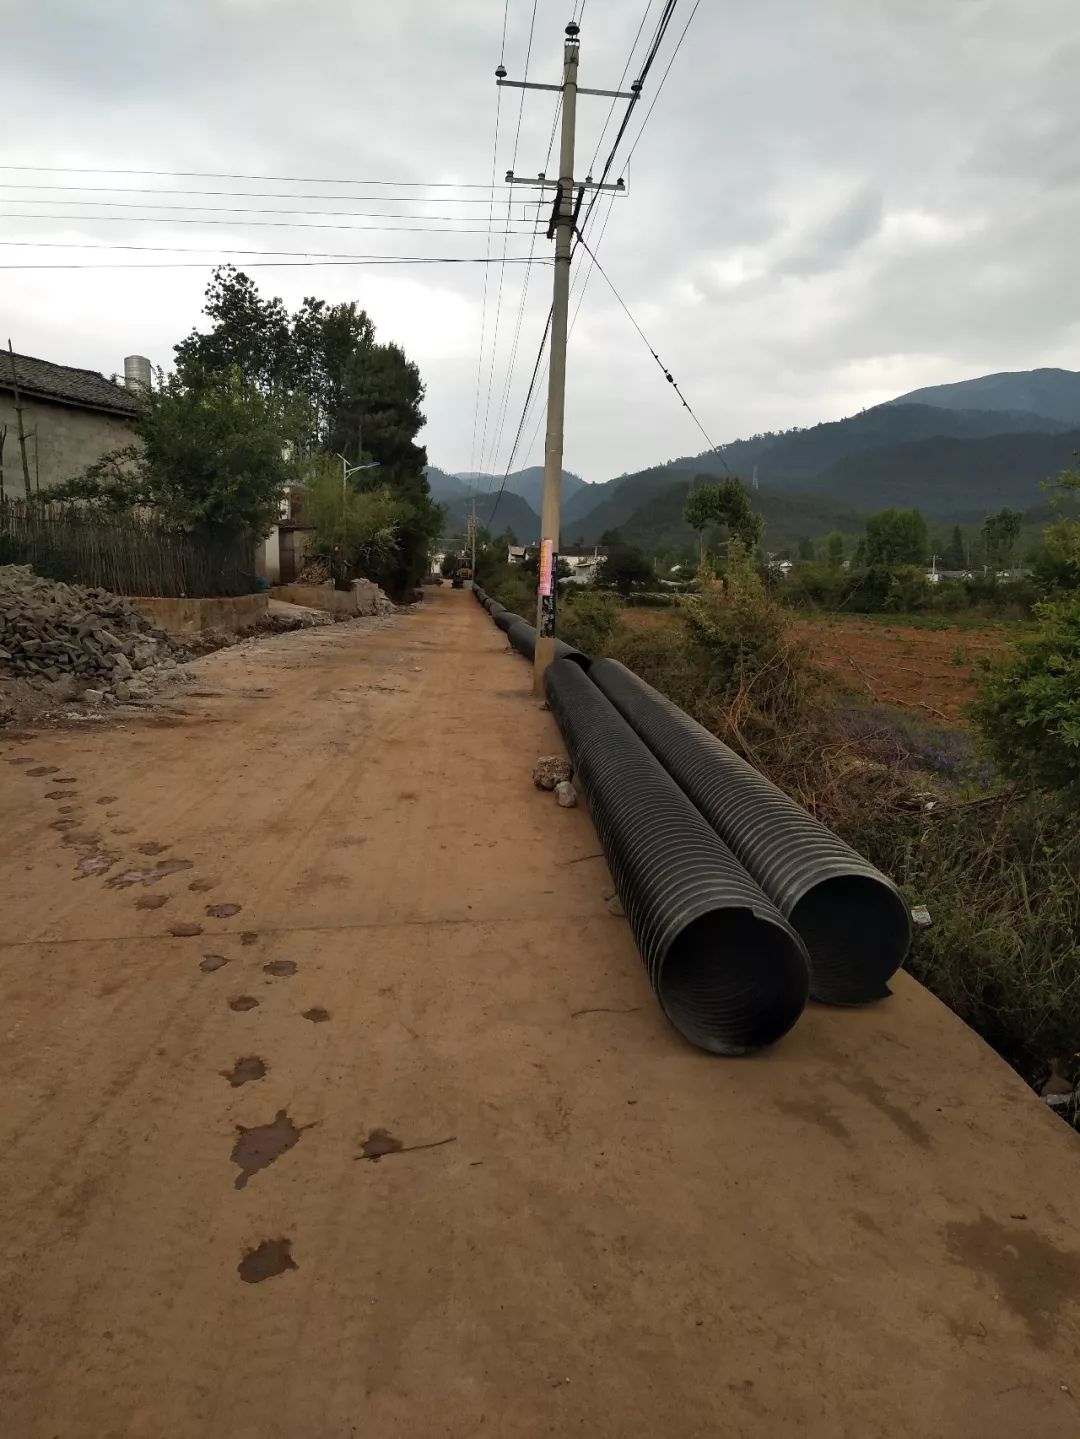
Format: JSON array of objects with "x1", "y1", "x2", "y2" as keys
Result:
[{"x1": 0, "y1": 565, "x2": 180, "y2": 703}]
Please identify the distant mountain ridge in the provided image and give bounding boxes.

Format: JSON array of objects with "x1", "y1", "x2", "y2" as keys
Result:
[
  {"x1": 453, "y1": 466, "x2": 585, "y2": 516},
  {"x1": 431, "y1": 366, "x2": 1080, "y2": 549},
  {"x1": 889, "y1": 368, "x2": 1080, "y2": 426}
]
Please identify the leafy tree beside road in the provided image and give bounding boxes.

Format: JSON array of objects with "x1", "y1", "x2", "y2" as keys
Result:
[
  {"x1": 53, "y1": 371, "x2": 298, "y2": 538},
  {"x1": 57, "y1": 266, "x2": 439, "y2": 596}
]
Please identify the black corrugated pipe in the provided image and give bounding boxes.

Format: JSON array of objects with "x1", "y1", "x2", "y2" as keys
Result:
[
  {"x1": 505, "y1": 617, "x2": 590, "y2": 670},
  {"x1": 488, "y1": 601, "x2": 505, "y2": 618},
  {"x1": 545, "y1": 660, "x2": 809, "y2": 1054},
  {"x1": 589, "y1": 659, "x2": 911, "y2": 1005},
  {"x1": 493, "y1": 610, "x2": 524, "y2": 633}
]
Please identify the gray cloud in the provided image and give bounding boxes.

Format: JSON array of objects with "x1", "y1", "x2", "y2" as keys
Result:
[{"x1": 3, "y1": 0, "x2": 1079, "y2": 485}]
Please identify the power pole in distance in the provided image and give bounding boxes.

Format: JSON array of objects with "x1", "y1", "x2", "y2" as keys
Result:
[{"x1": 498, "y1": 20, "x2": 634, "y2": 692}]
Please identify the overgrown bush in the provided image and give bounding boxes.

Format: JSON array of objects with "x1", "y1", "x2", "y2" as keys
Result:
[
  {"x1": 842, "y1": 794, "x2": 1080, "y2": 1081},
  {"x1": 973, "y1": 588, "x2": 1080, "y2": 795},
  {"x1": 480, "y1": 561, "x2": 535, "y2": 617},
  {"x1": 556, "y1": 591, "x2": 622, "y2": 656}
]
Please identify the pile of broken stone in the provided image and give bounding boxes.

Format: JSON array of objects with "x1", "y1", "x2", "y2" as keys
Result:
[{"x1": 0, "y1": 565, "x2": 183, "y2": 707}]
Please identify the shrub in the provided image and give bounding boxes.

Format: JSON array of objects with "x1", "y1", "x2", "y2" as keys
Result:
[
  {"x1": 780, "y1": 563, "x2": 847, "y2": 610},
  {"x1": 973, "y1": 588, "x2": 1080, "y2": 795},
  {"x1": 481, "y1": 562, "x2": 535, "y2": 617},
  {"x1": 556, "y1": 591, "x2": 622, "y2": 656},
  {"x1": 843, "y1": 794, "x2": 1080, "y2": 1081}
]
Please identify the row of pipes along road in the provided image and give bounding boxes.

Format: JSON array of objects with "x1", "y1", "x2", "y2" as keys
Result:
[{"x1": 471, "y1": 583, "x2": 912, "y2": 1056}]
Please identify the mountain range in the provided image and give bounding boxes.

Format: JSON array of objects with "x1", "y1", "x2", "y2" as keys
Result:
[{"x1": 430, "y1": 368, "x2": 1080, "y2": 550}]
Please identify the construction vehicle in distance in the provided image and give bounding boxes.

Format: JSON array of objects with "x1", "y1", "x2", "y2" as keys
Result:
[{"x1": 451, "y1": 565, "x2": 473, "y2": 590}]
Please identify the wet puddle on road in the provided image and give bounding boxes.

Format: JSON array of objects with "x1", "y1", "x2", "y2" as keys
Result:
[
  {"x1": 168, "y1": 923, "x2": 204, "y2": 937},
  {"x1": 200, "y1": 953, "x2": 230, "y2": 972},
  {"x1": 241, "y1": 931, "x2": 259, "y2": 946},
  {"x1": 238, "y1": 1238, "x2": 296, "y2": 1284},
  {"x1": 263, "y1": 960, "x2": 296, "y2": 977},
  {"x1": 228, "y1": 995, "x2": 259, "y2": 1011},
  {"x1": 221, "y1": 1056, "x2": 266, "y2": 1087},
  {"x1": 107, "y1": 858, "x2": 194, "y2": 889},
  {"x1": 135, "y1": 894, "x2": 169, "y2": 910},
  {"x1": 76, "y1": 853, "x2": 116, "y2": 878},
  {"x1": 206, "y1": 903, "x2": 242, "y2": 918},
  {"x1": 358, "y1": 1128, "x2": 403, "y2": 1161},
  {"x1": 302, "y1": 1008, "x2": 330, "y2": 1023},
  {"x1": 231, "y1": 1110, "x2": 307, "y2": 1189}
]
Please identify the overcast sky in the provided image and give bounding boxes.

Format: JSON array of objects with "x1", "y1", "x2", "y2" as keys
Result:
[{"x1": 5, "y1": 0, "x2": 1080, "y2": 484}]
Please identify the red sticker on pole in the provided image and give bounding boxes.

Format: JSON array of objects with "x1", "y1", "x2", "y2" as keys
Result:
[{"x1": 539, "y1": 539, "x2": 554, "y2": 597}]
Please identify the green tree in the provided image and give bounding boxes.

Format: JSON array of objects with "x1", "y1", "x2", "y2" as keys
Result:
[
  {"x1": 982, "y1": 507, "x2": 1024, "y2": 573},
  {"x1": 864, "y1": 508, "x2": 928, "y2": 565},
  {"x1": 172, "y1": 266, "x2": 437, "y2": 594},
  {"x1": 825, "y1": 531, "x2": 845, "y2": 569},
  {"x1": 55, "y1": 370, "x2": 299, "y2": 538},
  {"x1": 597, "y1": 542, "x2": 654, "y2": 596},
  {"x1": 975, "y1": 588, "x2": 1080, "y2": 795},
  {"x1": 683, "y1": 476, "x2": 764, "y2": 565},
  {"x1": 797, "y1": 536, "x2": 816, "y2": 562},
  {"x1": 942, "y1": 524, "x2": 966, "y2": 570},
  {"x1": 1039, "y1": 465, "x2": 1080, "y2": 589},
  {"x1": 440, "y1": 551, "x2": 461, "y2": 579}
]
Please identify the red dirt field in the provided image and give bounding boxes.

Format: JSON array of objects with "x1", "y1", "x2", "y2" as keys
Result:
[
  {"x1": 618, "y1": 607, "x2": 1020, "y2": 724},
  {"x1": 791, "y1": 617, "x2": 1018, "y2": 723}
]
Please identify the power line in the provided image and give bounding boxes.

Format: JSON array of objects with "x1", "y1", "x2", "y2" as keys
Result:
[
  {"x1": 468, "y1": 0, "x2": 510, "y2": 481},
  {"x1": 0, "y1": 182, "x2": 522, "y2": 205},
  {"x1": 0, "y1": 198, "x2": 532, "y2": 223},
  {"x1": 574, "y1": 234, "x2": 728, "y2": 466},
  {"x1": 487, "y1": 306, "x2": 553, "y2": 526},
  {"x1": 487, "y1": 5, "x2": 654, "y2": 488},
  {"x1": 477, "y1": 0, "x2": 539, "y2": 480},
  {"x1": 0, "y1": 213, "x2": 538, "y2": 236},
  {"x1": 622, "y1": 0, "x2": 702, "y2": 166},
  {"x1": 512, "y1": 4, "x2": 657, "y2": 470},
  {"x1": 0, "y1": 238, "x2": 548, "y2": 261},
  {"x1": 483, "y1": 82, "x2": 564, "y2": 482},
  {"x1": 0, "y1": 256, "x2": 553, "y2": 271},
  {"x1": 0, "y1": 164, "x2": 495, "y2": 188}
]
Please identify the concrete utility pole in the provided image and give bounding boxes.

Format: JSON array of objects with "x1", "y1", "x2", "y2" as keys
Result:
[
  {"x1": 499, "y1": 20, "x2": 633, "y2": 692},
  {"x1": 468, "y1": 493, "x2": 477, "y2": 578}
]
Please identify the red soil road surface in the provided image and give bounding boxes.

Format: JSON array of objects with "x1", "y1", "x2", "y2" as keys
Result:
[{"x1": 1, "y1": 587, "x2": 1079, "y2": 1438}]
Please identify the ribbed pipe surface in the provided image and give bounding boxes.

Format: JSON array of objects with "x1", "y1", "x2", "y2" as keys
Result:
[
  {"x1": 589, "y1": 659, "x2": 911, "y2": 1004},
  {"x1": 505, "y1": 618, "x2": 589, "y2": 670},
  {"x1": 487, "y1": 601, "x2": 505, "y2": 618},
  {"x1": 545, "y1": 660, "x2": 809, "y2": 1053},
  {"x1": 493, "y1": 610, "x2": 524, "y2": 633}
]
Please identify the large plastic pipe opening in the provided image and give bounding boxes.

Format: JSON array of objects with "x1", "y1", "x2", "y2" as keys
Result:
[
  {"x1": 659, "y1": 909, "x2": 810, "y2": 1054},
  {"x1": 790, "y1": 876, "x2": 911, "y2": 1006}
]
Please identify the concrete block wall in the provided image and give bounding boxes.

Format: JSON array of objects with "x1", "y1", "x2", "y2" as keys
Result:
[
  {"x1": 0, "y1": 395, "x2": 138, "y2": 495},
  {"x1": 133, "y1": 594, "x2": 268, "y2": 637}
]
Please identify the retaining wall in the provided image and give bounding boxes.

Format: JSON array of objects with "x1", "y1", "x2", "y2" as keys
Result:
[
  {"x1": 271, "y1": 581, "x2": 383, "y2": 616},
  {"x1": 132, "y1": 593, "x2": 268, "y2": 637}
]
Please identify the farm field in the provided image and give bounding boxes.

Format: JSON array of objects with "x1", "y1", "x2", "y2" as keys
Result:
[
  {"x1": 791, "y1": 615, "x2": 1021, "y2": 723},
  {"x1": 617, "y1": 605, "x2": 1023, "y2": 724}
]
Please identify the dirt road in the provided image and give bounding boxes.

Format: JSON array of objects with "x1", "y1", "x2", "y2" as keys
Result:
[{"x1": 2, "y1": 587, "x2": 1078, "y2": 1438}]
